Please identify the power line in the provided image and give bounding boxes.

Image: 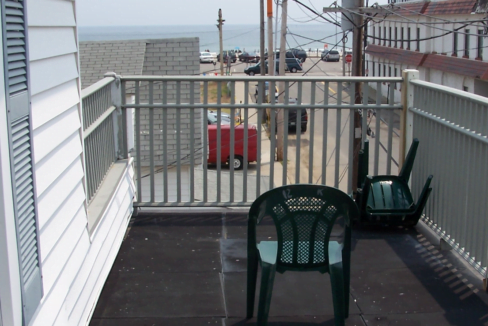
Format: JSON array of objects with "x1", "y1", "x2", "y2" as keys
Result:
[{"x1": 290, "y1": 0, "x2": 343, "y2": 27}]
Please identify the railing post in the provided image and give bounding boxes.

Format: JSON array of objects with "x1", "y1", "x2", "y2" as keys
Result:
[
  {"x1": 400, "y1": 69, "x2": 419, "y2": 168},
  {"x1": 105, "y1": 72, "x2": 125, "y2": 158}
]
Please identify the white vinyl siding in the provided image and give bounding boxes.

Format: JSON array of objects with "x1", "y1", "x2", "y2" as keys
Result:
[
  {"x1": 24, "y1": 0, "x2": 136, "y2": 324},
  {"x1": 66, "y1": 167, "x2": 134, "y2": 325},
  {"x1": 31, "y1": 79, "x2": 79, "y2": 129},
  {"x1": 35, "y1": 158, "x2": 84, "y2": 230},
  {"x1": 34, "y1": 131, "x2": 82, "y2": 197},
  {"x1": 27, "y1": 27, "x2": 77, "y2": 61},
  {"x1": 32, "y1": 105, "x2": 80, "y2": 164},
  {"x1": 29, "y1": 53, "x2": 78, "y2": 95},
  {"x1": 38, "y1": 182, "x2": 85, "y2": 259},
  {"x1": 27, "y1": 0, "x2": 76, "y2": 27}
]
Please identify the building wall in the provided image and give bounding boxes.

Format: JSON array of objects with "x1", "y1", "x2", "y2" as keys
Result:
[
  {"x1": 27, "y1": 1, "x2": 87, "y2": 324},
  {"x1": 78, "y1": 38, "x2": 204, "y2": 167},
  {"x1": 18, "y1": 1, "x2": 136, "y2": 325},
  {"x1": 138, "y1": 38, "x2": 203, "y2": 166},
  {"x1": 367, "y1": 4, "x2": 488, "y2": 99}
]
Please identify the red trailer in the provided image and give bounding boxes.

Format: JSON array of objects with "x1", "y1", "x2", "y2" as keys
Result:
[{"x1": 207, "y1": 124, "x2": 258, "y2": 169}]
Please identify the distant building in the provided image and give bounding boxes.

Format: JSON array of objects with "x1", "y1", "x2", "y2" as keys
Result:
[
  {"x1": 79, "y1": 38, "x2": 203, "y2": 166},
  {"x1": 366, "y1": 0, "x2": 488, "y2": 100}
]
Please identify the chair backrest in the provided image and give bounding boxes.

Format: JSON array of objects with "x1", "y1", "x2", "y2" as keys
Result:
[
  {"x1": 399, "y1": 138, "x2": 419, "y2": 182},
  {"x1": 248, "y1": 184, "x2": 359, "y2": 272},
  {"x1": 358, "y1": 140, "x2": 370, "y2": 189}
]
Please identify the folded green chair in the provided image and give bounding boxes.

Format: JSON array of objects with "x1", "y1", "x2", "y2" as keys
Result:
[
  {"x1": 356, "y1": 138, "x2": 433, "y2": 226},
  {"x1": 246, "y1": 184, "x2": 359, "y2": 326}
]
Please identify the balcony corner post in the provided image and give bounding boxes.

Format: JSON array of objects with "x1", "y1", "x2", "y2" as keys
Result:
[
  {"x1": 400, "y1": 69, "x2": 419, "y2": 169},
  {"x1": 106, "y1": 73, "x2": 127, "y2": 159}
]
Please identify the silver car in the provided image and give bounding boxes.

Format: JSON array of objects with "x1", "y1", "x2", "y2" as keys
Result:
[{"x1": 324, "y1": 50, "x2": 340, "y2": 62}]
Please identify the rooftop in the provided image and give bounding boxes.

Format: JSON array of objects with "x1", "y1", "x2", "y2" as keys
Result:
[{"x1": 89, "y1": 211, "x2": 488, "y2": 326}]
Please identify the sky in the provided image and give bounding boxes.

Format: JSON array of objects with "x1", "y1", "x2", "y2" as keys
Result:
[{"x1": 76, "y1": 0, "x2": 389, "y2": 27}]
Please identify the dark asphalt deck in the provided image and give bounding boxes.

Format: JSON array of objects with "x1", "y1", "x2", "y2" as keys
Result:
[{"x1": 90, "y1": 211, "x2": 488, "y2": 326}]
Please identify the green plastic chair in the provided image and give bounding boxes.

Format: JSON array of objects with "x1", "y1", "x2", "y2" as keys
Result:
[
  {"x1": 356, "y1": 138, "x2": 433, "y2": 226},
  {"x1": 246, "y1": 184, "x2": 359, "y2": 326}
]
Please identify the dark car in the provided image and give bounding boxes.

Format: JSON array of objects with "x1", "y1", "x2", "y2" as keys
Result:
[
  {"x1": 244, "y1": 61, "x2": 279, "y2": 76},
  {"x1": 275, "y1": 49, "x2": 307, "y2": 63},
  {"x1": 217, "y1": 50, "x2": 237, "y2": 63},
  {"x1": 288, "y1": 48, "x2": 308, "y2": 62},
  {"x1": 272, "y1": 98, "x2": 308, "y2": 133},
  {"x1": 284, "y1": 58, "x2": 302, "y2": 73},
  {"x1": 239, "y1": 52, "x2": 260, "y2": 63}
]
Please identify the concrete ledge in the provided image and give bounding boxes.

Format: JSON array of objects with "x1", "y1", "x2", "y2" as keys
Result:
[{"x1": 87, "y1": 159, "x2": 133, "y2": 235}]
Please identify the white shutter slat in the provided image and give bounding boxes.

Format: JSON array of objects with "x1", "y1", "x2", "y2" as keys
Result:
[
  {"x1": 3, "y1": 1, "x2": 43, "y2": 323},
  {"x1": 10, "y1": 116, "x2": 42, "y2": 323},
  {"x1": 5, "y1": 0, "x2": 27, "y2": 95}
]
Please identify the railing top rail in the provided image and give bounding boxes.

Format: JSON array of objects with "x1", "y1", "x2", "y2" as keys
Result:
[
  {"x1": 122, "y1": 103, "x2": 403, "y2": 110},
  {"x1": 81, "y1": 76, "x2": 115, "y2": 99},
  {"x1": 119, "y1": 75, "x2": 403, "y2": 83},
  {"x1": 410, "y1": 107, "x2": 488, "y2": 144},
  {"x1": 411, "y1": 79, "x2": 488, "y2": 106}
]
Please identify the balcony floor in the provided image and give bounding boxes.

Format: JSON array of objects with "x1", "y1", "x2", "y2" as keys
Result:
[{"x1": 90, "y1": 211, "x2": 488, "y2": 326}]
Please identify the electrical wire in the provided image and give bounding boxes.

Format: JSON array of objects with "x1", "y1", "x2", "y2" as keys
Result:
[{"x1": 290, "y1": 0, "x2": 343, "y2": 27}]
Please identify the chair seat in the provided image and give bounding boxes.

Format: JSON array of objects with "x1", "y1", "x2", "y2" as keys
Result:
[
  {"x1": 257, "y1": 241, "x2": 343, "y2": 266},
  {"x1": 366, "y1": 176, "x2": 414, "y2": 214}
]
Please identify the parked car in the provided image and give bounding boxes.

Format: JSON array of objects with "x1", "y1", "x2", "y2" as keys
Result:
[
  {"x1": 288, "y1": 48, "x2": 308, "y2": 62},
  {"x1": 207, "y1": 124, "x2": 258, "y2": 170},
  {"x1": 243, "y1": 61, "x2": 279, "y2": 76},
  {"x1": 239, "y1": 52, "x2": 260, "y2": 63},
  {"x1": 321, "y1": 49, "x2": 330, "y2": 60},
  {"x1": 207, "y1": 111, "x2": 231, "y2": 125},
  {"x1": 324, "y1": 50, "x2": 340, "y2": 62},
  {"x1": 217, "y1": 50, "x2": 237, "y2": 63},
  {"x1": 200, "y1": 52, "x2": 216, "y2": 64},
  {"x1": 275, "y1": 50, "x2": 307, "y2": 63},
  {"x1": 284, "y1": 58, "x2": 302, "y2": 73},
  {"x1": 254, "y1": 81, "x2": 279, "y2": 100},
  {"x1": 272, "y1": 98, "x2": 308, "y2": 133}
]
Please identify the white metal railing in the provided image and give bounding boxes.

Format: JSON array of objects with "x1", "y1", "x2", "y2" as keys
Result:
[
  {"x1": 409, "y1": 78, "x2": 488, "y2": 278},
  {"x1": 80, "y1": 71, "x2": 488, "y2": 279},
  {"x1": 81, "y1": 76, "x2": 119, "y2": 202},
  {"x1": 117, "y1": 75, "x2": 403, "y2": 207}
]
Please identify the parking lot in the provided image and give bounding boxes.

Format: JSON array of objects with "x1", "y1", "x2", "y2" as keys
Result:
[{"x1": 200, "y1": 55, "x2": 349, "y2": 77}]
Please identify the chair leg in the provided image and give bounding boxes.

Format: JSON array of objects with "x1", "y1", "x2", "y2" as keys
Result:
[
  {"x1": 257, "y1": 263, "x2": 276, "y2": 326},
  {"x1": 342, "y1": 253, "x2": 351, "y2": 318},
  {"x1": 247, "y1": 254, "x2": 259, "y2": 318},
  {"x1": 330, "y1": 262, "x2": 346, "y2": 326},
  {"x1": 409, "y1": 175, "x2": 433, "y2": 226}
]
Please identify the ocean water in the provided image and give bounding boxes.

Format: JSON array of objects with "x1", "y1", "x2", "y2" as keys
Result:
[{"x1": 78, "y1": 24, "x2": 352, "y2": 53}]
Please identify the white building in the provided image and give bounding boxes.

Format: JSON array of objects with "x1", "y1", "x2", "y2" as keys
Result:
[
  {"x1": 0, "y1": 1, "x2": 135, "y2": 325},
  {"x1": 366, "y1": 0, "x2": 488, "y2": 100}
]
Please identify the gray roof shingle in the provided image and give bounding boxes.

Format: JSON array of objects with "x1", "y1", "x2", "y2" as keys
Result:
[{"x1": 79, "y1": 40, "x2": 146, "y2": 89}]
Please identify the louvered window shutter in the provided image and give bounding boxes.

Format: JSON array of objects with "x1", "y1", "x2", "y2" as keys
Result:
[{"x1": 1, "y1": 0, "x2": 43, "y2": 324}]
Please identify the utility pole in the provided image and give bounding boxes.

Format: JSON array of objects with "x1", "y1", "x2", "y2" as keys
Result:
[
  {"x1": 324, "y1": 0, "x2": 364, "y2": 191},
  {"x1": 267, "y1": 0, "x2": 274, "y2": 82},
  {"x1": 260, "y1": 0, "x2": 265, "y2": 79},
  {"x1": 342, "y1": 32, "x2": 346, "y2": 76},
  {"x1": 217, "y1": 9, "x2": 225, "y2": 76},
  {"x1": 259, "y1": 0, "x2": 266, "y2": 122},
  {"x1": 351, "y1": 0, "x2": 364, "y2": 192},
  {"x1": 277, "y1": 0, "x2": 287, "y2": 161}
]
